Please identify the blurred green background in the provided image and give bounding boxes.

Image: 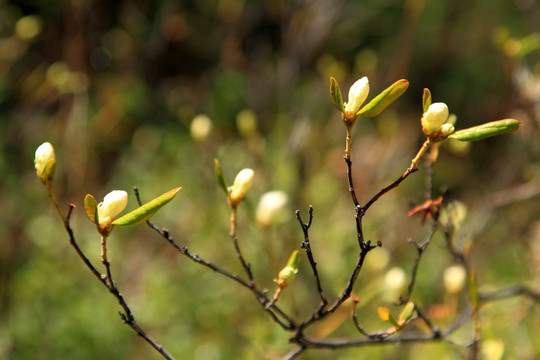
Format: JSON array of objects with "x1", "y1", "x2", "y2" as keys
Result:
[{"x1": 1, "y1": 0, "x2": 539, "y2": 359}]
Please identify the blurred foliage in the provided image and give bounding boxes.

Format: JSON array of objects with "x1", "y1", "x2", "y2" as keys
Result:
[{"x1": 1, "y1": 0, "x2": 540, "y2": 359}]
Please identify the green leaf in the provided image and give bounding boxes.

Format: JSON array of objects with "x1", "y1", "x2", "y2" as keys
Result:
[
  {"x1": 448, "y1": 119, "x2": 521, "y2": 142},
  {"x1": 398, "y1": 301, "x2": 415, "y2": 325},
  {"x1": 285, "y1": 250, "x2": 300, "y2": 270},
  {"x1": 358, "y1": 79, "x2": 409, "y2": 117},
  {"x1": 422, "y1": 88, "x2": 432, "y2": 113},
  {"x1": 329, "y1": 77, "x2": 345, "y2": 112},
  {"x1": 112, "y1": 187, "x2": 182, "y2": 226},
  {"x1": 387, "y1": 312, "x2": 399, "y2": 328},
  {"x1": 214, "y1": 158, "x2": 229, "y2": 195},
  {"x1": 84, "y1": 194, "x2": 98, "y2": 224}
]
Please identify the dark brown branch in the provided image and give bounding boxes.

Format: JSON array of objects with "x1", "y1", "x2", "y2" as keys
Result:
[
  {"x1": 344, "y1": 156, "x2": 360, "y2": 206},
  {"x1": 133, "y1": 187, "x2": 296, "y2": 331},
  {"x1": 230, "y1": 229, "x2": 254, "y2": 282},
  {"x1": 296, "y1": 206, "x2": 328, "y2": 314},
  {"x1": 479, "y1": 285, "x2": 540, "y2": 302},
  {"x1": 62, "y1": 204, "x2": 174, "y2": 360},
  {"x1": 361, "y1": 167, "x2": 418, "y2": 214},
  {"x1": 398, "y1": 224, "x2": 438, "y2": 305},
  {"x1": 295, "y1": 331, "x2": 443, "y2": 349}
]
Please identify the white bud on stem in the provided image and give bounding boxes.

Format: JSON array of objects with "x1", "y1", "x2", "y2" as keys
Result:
[
  {"x1": 97, "y1": 190, "x2": 128, "y2": 233},
  {"x1": 343, "y1": 77, "x2": 370, "y2": 125},
  {"x1": 229, "y1": 169, "x2": 254, "y2": 206},
  {"x1": 421, "y1": 102, "x2": 449, "y2": 137},
  {"x1": 34, "y1": 142, "x2": 56, "y2": 184}
]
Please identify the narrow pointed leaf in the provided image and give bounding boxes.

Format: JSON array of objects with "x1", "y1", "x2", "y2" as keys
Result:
[
  {"x1": 84, "y1": 194, "x2": 98, "y2": 224},
  {"x1": 422, "y1": 88, "x2": 432, "y2": 113},
  {"x1": 448, "y1": 119, "x2": 521, "y2": 142},
  {"x1": 214, "y1": 158, "x2": 229, "y2": 195},
  {"x1": 113, "y1": 187, "x2": 182, "y2": 226},
  {"x1": 387, "y1": 312, "x2": 399, "y2": 327},
  {"x1": 329, "y1": 77, "x2": 345, "y2": 112},
  {"x1": 358, "y1": 79, "x2": 409, "y2": 117},
  {"x1": 398, "y1": 301, "x2": 415, "y2": 325}
]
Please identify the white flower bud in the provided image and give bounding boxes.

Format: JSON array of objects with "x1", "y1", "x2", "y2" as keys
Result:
[
  {"x1": 97, "y1": 190, "x2": 128, "y2": 228},
  {"x1": 443, "y1": 264, "x2": 467, "y2": 294},
  {"x1": 256, "y1": 191, "x2": 289, "y2": 227},
  {"x1": 190, "y1": 114, "x2": 213, "y2": 143},
  {"x1": 385, "y1": 267, "x2": 406, "y2": 291},
  {"x1": 383, "y1": 266, "x2": 406, "y2": 301},
  {"x1": 344, "y1": 77, "x2": 370, "y2": 123},
  {"x1": 229, "y1": 169, "x2": 254, "y2": 205},
  {"x1": 421, "y1": 102, "x2": 449, "y2": 137},
  {"x1": 34, "y1": 142, "x2": 56, "y2": 183}
]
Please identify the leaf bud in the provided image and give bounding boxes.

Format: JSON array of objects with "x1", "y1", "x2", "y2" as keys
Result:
[{"x1": 274, "y1": 250, "x2": 300, "y2": 288}]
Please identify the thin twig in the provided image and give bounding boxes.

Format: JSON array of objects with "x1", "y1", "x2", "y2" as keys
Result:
[
  {"x1": 133, "y1": 187, "x2": 296, "y2": 330},
  {"x1": 61, "y1": 205, "x2": 174, "y2": 359},
  {"x1": 282, "y1": 345, "x2": 306, "y2": 360},
  {"x1": 344, "y1": 156, "x2": 359, "y2": 206},
  {"x1": 296, "y1": 206, "x2": 328, "y2": 313},
  {"x1": 361, "y1": 167, "x2": 418, "y2": 214},
  {"x1": 398, "y1": 224, "x2": 438, "y2": 305},
  {"x1": 479, "y1": 285, "x2": 540, "y2": 302}
]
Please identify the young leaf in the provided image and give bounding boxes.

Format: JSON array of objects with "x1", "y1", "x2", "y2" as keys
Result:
[
  {"x1": 112, "y1": 187, "x2": 182, "y2": 226},
  {"x1": 398, "y1": 301, "x2": 415, "y2": 325},
  {"x1": 329, "y1": 77, "x2": 345, "y2": 112},
  {"x1": 358, "y1": 79, "x2": 409, "y2": 117},
  {"x1": 448, "y1": 119, "x2": 521, "y2": 142},
  {"x1": 422, "y1": 88, "x2": 432, "y2": 113},
  {"x1": 214, "y1": 158, "x2": 229, "y2": 195},
  {"x1": 377, "y1": 307, "x2": 390, "y2": 321},
  {"x1": 84, "y1": 194, "x2": 98, "y2": 224}
]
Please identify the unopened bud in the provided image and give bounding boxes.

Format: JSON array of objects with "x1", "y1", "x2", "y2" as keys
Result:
[
  {"x1": 229, "y1": 168, "x2": 254, "y2": 206},
  {"x1": 34, "y1": 142, "x2": 56, "y2": 184},
  {"x1": 256, "y1": 191, "x2": 289, "y2": 227},
  {"x1": 344, "y1": 77, "x2": 369, "y2": 125},
  {"x1": 421, "y1": 102, "x2": 449, "y2": 137},
  {"x1": 384, "y1": 267, "x2": 406, "y2": 300},
  {"x1": 97, "y1": 190, "x2": 128, "y2": 234},
  {"x1": 236, "y1": 109, "x2": 258, "y2": 138},
  {"x1": 443, "y1": 264, "x2": 466, "y2": 294},
  {"x1": 190, "y1": 114, "x2": 213, "y2": 143}
]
